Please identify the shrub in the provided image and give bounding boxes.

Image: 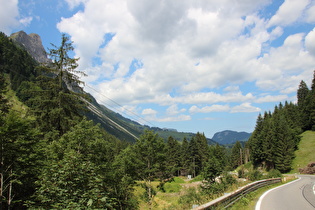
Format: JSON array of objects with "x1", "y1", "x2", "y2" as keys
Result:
[
  {"x1": 267, "y1": 169, "x2": 282, "y2": 178},
  {"x1": 178, "y1": 187, "x2": 202, "y2": 207},
  {"x1": 163, "y1": 182, "x2": 182, "y2": 193},
  {"x1": 247, "y1": 170, "x2": 263, "y2": 181}
]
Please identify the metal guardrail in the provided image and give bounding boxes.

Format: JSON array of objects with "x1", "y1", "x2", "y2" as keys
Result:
[{"x1": 194, "y1": 178, "x2": 282, "y2": 209}]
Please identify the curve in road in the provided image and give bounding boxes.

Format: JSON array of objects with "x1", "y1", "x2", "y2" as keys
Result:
[{"x1": 256, "y1": 175, "x2": 315, "y2": 210}]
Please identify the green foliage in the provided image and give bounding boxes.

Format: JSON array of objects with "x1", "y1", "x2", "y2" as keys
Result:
[
  {"x1": 248, "y1": 71, "x2": 315, "y2": 173},
  {"x1": 34, "y1": 151, "x2": 114, "y2": 209},
  {"x1": 0, "y1": 111, "x2": 42, "y2": 209},
  {"x1": 162, "y1": 182, "x2": 182, "y2": 193},
  {"x1": 267, "y1": 169, "x2": 282, "y2": 178},
  {"x1": 32, "y1": 119, "x2": 136, "y2": 209},
  {"x1": 189, "y1": 132, "x2": 209, "y2": 176},
  {"x1": 248, "y1": 102, "x2": 301, "y2": 172},
  {"x1": 290, "y1": 131, "x2": 315, "y2": 173},
  {"x1": 178, "y1": 187, "x2": 202, "y2": 208},
  {"x1": 230, "y1": 141, "x2": 243, "y2": 169},
  {"x1": 166, "y1": 136, "x2": 182, "y2": 176},
  {"x1": 173, "y1": 177, "x2": 185, "y2": 183},
  {"x1": 247, "y1": 170, "x2": 263, "y2": 181},
  {"x1": 0, "y1": 73, "x2": 10, "y2": 114},
  {"x1": 0, "y1": 32, "x2": 37, "y2": 90}
]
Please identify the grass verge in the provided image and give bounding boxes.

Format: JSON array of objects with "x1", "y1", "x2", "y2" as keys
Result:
[{"x1": 290, "y1": 131, "x2": 315, "y2": 173}]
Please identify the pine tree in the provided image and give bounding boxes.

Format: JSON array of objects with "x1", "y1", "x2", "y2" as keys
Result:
[
  {"x1": 166, "y1": 136, "x2": 181, "y2": 176},
  {"x1": 297, "y1": 80, "x2": 311, "y2": 130},
  {"x1": 248, "y1": 113, "x2": 265, "y2": 166},
  {"x1": 230, "y1": 141, "x2": 243, "y2": 169},
  {"x1": 310, "y1": 71, "x2": 315, "y2": 130},
  {"x1": 180, "y1": 137, "x2": 190, "y2": 176}
]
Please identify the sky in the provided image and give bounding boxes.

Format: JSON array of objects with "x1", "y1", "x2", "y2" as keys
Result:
[{"x1": 1, "y1": 0, "x2": 315, "y2": 138}]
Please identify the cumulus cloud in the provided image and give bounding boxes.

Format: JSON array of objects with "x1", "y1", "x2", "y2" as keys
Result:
[
  {"x1": 65, "y1": 0, "x2": 88, "y2": 9},
  {"x1": 0, "y1": 0, "x2": 19, "y2": 34},
  {"x1": 305, "y1": 4, "x2": 315, "y2": 23},
  {"x1": 189, "y1": 104, "x2": 230, "y2": 113},
  {"x1": 305, "y1": 28, "x2": 315, "y2": 56},
  {"x1": 268, "y1": 0, "x2": 310, "y2": 27},
  {"x1": 230, "y1": 103, "x2": 261, "y2": 113},
  {"x1": 142, "y1": 108, "x2": 157, "y2": 116},
  {"x1": 19, "y1": 16, "x2": 33, "y2": 26},
  {"x1": 166, "y1": 104, "x2": 186, "y2": 116},
  {"x1": 156, "y1": 115, "x2": 191, "y2": 122},
  {"x1": 255, "y1": 94, "x2": 288, "y2": 103},
  {"x1": 56, "y1": 0, "x2": 315, "y2": 122}
]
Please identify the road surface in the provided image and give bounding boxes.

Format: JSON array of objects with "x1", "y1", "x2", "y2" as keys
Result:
[{"x1": 256, "y1": 175, "x2": 315, "y2": 210}]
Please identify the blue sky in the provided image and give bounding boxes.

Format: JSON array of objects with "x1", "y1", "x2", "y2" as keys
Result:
[{"x1": 1, "y1": 0, "x2": 315, "y2": 138}]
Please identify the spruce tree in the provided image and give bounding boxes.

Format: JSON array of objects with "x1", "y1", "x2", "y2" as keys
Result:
[
  {"x1": 297, "y1": 80, "x2": 311, "y2": 130},
  {"x1": 29, "y1": 34, "x2": 87, "y2": 136},
  {"x1": 166, "y1": 136, "x2": 181, "y2": 176},
  {"x1": 230, "y1": 141, "x2": 243, "y2": 169}
]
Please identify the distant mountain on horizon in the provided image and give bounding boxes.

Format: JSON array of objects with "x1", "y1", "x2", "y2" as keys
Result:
[{"x1": 212, "y1": 130, "x2": 252, "y2": 145}]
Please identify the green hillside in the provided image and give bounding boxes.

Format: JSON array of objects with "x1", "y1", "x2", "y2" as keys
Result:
[{"x1": 290, "y1": 131, "x2": 315, "y2": 173}]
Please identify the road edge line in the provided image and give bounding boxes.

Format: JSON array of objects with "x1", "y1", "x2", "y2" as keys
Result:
[{"x1": 255, "y1": 176, "x2": 301, "y2": 210}]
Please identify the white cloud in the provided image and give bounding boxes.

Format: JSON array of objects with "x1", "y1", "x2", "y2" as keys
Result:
[
  {"x1": 189, "y1": 103, "x2": 261, "y2": 114},
  {"x1": 142, "y1": 108, "x2": 157, "y2": 116},
  {"x1": 57, "y1": 0, "x2": 315, "y2": 122},
  {"x1": 166, "y1": 104, "x2": 186, "y2": 116},
  {"x1": 305, "y1": 4, "x2": 315, "y2": 23},
  {"x1": 255, "y1": 95, "x2": 288, "y2": 103},
  {"x1": 156, "y1": 115, "x2": 191, "y2": 122},
  {"x1": 19, "y1": 16, "x2": 33, "y2": 27},
  {"x1": 268, "y1": 0, "x2": 310, "y2": 27},
  {"x1": 230, "y1": 103, "x2": 261, "y2": 113},
  {"x1": 0, "y1": 0, "x2": 19, "y2": 34},
  {"x1": 224, "y1": 86, "x2": 240, "y2": 92},
  {"x1": 305, "y1": 28, "x2": 315, "y2": 56},
  {"x1": 189, "y1": 104, "x2": 230, "y2": 113},
  {"x1": 65, "y1": 0, "x2": 88, "y2": 9}
]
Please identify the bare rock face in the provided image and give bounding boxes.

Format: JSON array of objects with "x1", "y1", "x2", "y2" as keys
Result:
[
  {"x1": 299, "y1": 162, "x2": 315, "y2": 174},
  {"x1": 10, "y1": 31, "x2": 50, "y2": 64}
]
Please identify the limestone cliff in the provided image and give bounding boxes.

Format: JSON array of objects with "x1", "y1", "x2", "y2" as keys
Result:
[{"x1": 10, "y1": 31, "x2": 50, "y2": 64}]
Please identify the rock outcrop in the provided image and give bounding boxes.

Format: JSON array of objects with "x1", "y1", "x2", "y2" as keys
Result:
[
  {"x1": 299, "y1": 162, "x2": 315, "y2": 174},
  {"x1": 10, "y1": 31, "x2": 50, "y2": 64}
]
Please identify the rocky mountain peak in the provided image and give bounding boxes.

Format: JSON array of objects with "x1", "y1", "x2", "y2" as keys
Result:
[{"x1": 10, "y1": 31, "x2": 50, "y2": 64}]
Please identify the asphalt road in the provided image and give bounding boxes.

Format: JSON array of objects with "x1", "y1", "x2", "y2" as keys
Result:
[{"x1": 256, "y1": 175, "x2": 315, "y2": 210}]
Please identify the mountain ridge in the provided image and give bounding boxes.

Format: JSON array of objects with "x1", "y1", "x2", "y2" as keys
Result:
[{"x1": 212, "y1": 130, "x2": 251, "y2": 145}]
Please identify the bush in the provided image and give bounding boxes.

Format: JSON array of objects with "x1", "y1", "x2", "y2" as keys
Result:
[
  {"x1": 247, "y1": 170, "x2": 263, "y2": 181},
  {"x1": 178, "y1": 187, "x2": 202, "y2": 207},
  {"x1": 163, "y1": 182, "x2": 182, "y2": 193},
  {"x1": 238, "y1": 167, "x2": 245, "y2": 178},
  {"x1": 190, "y1": 175, "x2": 203, "y2": 183},
  {"x1": 267, "y1": 169, "x2": 282, "y2": 178},
  {"x1": 222, "y1": 173, "x2": 237, "y2": 185},
  {"x1": 173, "y1": 177, "x2": 185, "y2": 183}
]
